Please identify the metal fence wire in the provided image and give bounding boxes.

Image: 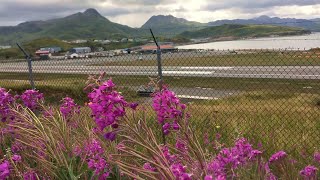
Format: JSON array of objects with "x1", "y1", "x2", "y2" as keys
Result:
[{"x1": 0, "y1": 47, "x2": 319, "y2": 159}]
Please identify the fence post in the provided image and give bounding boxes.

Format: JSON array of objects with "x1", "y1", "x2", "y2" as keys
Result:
[
  {"x1": 150, "y1": 29, "x2": 166, "y2": 144},
  {"x1": 17, "y1": 43, "x2": 35, "y2": 90},
  {"x1": 150, "y1": 29, "x2": 163, "y2": 88}
]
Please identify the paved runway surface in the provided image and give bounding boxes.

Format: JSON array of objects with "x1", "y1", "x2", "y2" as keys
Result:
[{"x1": 0, "y1": 54, "x2": 319, "y2": 79}]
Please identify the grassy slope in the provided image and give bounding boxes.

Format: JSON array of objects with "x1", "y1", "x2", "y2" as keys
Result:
[
  {"x1": 95, "y1": 51, "x2": 320, "y2": 66},
  {"x1": 179, "y1": 24, "x2": 311, "y2": 39}
]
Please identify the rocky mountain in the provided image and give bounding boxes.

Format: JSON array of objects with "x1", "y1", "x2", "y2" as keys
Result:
[{"x1": 141, "y1": 15, "x2": 208, "y2": 34}]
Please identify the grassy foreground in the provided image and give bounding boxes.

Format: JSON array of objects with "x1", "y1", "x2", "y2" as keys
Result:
[{"x1": 0, "y1": 72, "x2": 319, "y2": 163}]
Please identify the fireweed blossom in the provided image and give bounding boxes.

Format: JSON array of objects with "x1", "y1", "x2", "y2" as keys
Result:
[
  {"x1": 269, "y1": 151, "x2": 287, "y2": 163},
  {"x1": 143, "y1": 163, "x2": 156, "y2": 172},
  {"x1": 23, "y1": 170, "x2": 38, "y2": 180},
  {"x1": 300, "y1": 165, "x2": 318, "y2": 178},
  {"x1": 170, "y1": 163, "x2": 192, "y2": 179},
  {"x1": 206, "y1": 138, "x2": 261, "y2": 179},
  {"x1": 314, "y1": 152, "x2": 320, "y2": 164},
  {"x1": 20, "y1": 90, "x2": 44, "y2": 111},
  {"x1": 152, "y1": 86, "x2": 186, "y2": 135},
  {"x1": 59, "y1": 97, "x2": 80, "y2": 118},
  {"x1": 0, "y1": 88, "x2": 14, "y2": 122},
  {"x1": 11, "y1": 154, "x2": 22, "y2": 163},
  {"x1": 160, "y1": 145, "x2": 192, "y2": 179},
  {"x1": 88, "y1": 79, "x2": 128, "y2": 141},
  {"x1": 84, "y1": 139, "x2": 110, "y2": 178},
  {"x1": 0, "y1": 160, "x2": 10, "y2": 179}
]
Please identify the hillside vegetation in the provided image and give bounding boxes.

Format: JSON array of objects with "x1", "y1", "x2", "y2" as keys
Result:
[
  {"x1": 178, "y1": 24, "x2": 311, "y2": 39},
  {"x1": 141, "y1": 15, "x2": 208, "y2": 34},
  {"x1": 0, "y1": 9, "x2": 138, "y2": 44}
]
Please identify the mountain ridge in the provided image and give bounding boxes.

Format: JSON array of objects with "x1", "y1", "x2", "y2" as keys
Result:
[
  {"x1": 208, "y1": 15, "x2": 320, "y2": 31},
  {"x1": 178, "y1": 24, "x2": 311, "y2": 40},
  {"x1": 0, "y1": 9, "x2": 319, "y2": 44},
  {"x1": 0, "y1": 8, "x2": 138, "y2": 44}
]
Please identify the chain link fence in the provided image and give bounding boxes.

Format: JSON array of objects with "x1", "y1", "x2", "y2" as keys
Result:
[{"x1": 0, "y1": 46, "x2": 319, "y2": 160}]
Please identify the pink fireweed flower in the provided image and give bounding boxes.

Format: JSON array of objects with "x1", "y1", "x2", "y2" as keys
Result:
[
  {"x1": 11, "y1": 141, "x2": 24, "y2": 154},
  {"x1": 23, "y1": 170, "x2": 38, "y2": 180},
  {"x1": 88, "y1": 78, "x2": 128, "y2": 141},
  {"x1": 269, "y1": 151, "x2": 287, "y2": 163},
  {"x1": 20, "y1": 90, "x2": 44, "y2": 111},
  {"x1": 249, "y1": 150, "x2": 263, "y2": 160},
  {"x1": 176, "y1": 140, "x2": 188, "y2": 153},
  {"x1": 314, "y1": 152, "x2": 320, "y2": 164},
  {"x1": 59, "y1": 97, "x2": 80, "y2": 118},
  {"x1": 0, "y1": 88, "x2": 14, "y2": 122},
  {"x1": 170, "y1": 163, "x2": 191, "y2": 180},
  {"x1": 161, "y1": 145, "x2": 177, "y2": 164},
  {"x1": 0, "y1": 160, "x2": 10, "y2": 179},
  {"x1": 84, "y1": 139, "x2": 110, "y2": 178},
  {"x1": 12, "y1": 154, "x2": 22, "y2": 162},
  {"x1": 143, "y1": 163, "x2": 156, "y2": 172},
  {"x1": 300, "y1": 165, "x2": 318, "y2": 178},
  {"x1": 129, "y1": 102, "x2": 138, "y2": 110},
  {"x1": 103, "y1": 131, "x2": 116, "y2": 141},
  {"x1": 207, "y1": 138, "x2": 261, "y2": 178},
  {"x1": 152, "y1": 86, "x2": 186, "y2": 135}
]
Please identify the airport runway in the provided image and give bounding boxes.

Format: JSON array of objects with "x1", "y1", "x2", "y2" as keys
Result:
[
  {"x1": 0, "y1": 62, "x2": 319, "y2": 79},
  {"x1": 0, "y1": 52, "x2": 320, "y2": 80}
]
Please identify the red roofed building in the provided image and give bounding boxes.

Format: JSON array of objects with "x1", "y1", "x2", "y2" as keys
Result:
[{"x1": 139, "y1": 42, "x2": 177, "y2": 53}]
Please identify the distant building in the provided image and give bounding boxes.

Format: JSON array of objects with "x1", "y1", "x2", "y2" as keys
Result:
[
  {"x1": 40, "y1": 47, "x2": 62, "y2": 53},
  {"x1": 134, "y1": 38, "x2": 148, "y2": 42},
  {"x1": 0, "y1": 45, "x2": 11, "y2": 49},
  {"x1": 94, "y1": 39, "x2": 111, "y2": 44},
  {"x1": 70, "y1": 39, "x2": 88, "y2": 44},
  {"x1": 101, "y1": 40, "x2": 111, "y2": 44},
  {"x1": 139, "y1": 42, "x2": 177, "y2": 53},
  {"x1": 69, "y1": 47, "x2": 91, "y2": 54},
  {"x1": 121, "y1": 38, "x2": 128, "y2": 43}
]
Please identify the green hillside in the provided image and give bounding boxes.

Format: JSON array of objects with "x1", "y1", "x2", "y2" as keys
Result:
[
  {"x1": 0, "y1": 38, "x2": 72, "y2": 59},
  {"x1": 0, "y1": 9, "x2": 139, "y2": 44},
  {"x1": 178, "y1": 24, "x2": 311, "y2": 39},
  {"x1": 141, "y1": 15, "x2": 208, "y2": 35}
]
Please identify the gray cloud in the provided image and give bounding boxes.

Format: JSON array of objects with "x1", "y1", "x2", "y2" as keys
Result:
[
  {"x1": 0, "y1": 0, "x2": 319, "y2": 27},
  {"x1": 204, "y1": 0, "x2": 320, "y2": 11}
]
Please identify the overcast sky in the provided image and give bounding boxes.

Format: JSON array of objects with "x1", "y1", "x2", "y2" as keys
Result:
[{"x1": 1, "y1": 0, "x2": 320, "y2": 27}]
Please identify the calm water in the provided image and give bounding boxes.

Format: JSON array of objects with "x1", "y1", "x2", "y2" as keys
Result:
[{"x1": 177, "y1": 33, "x2": 320, "y2": 50}]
